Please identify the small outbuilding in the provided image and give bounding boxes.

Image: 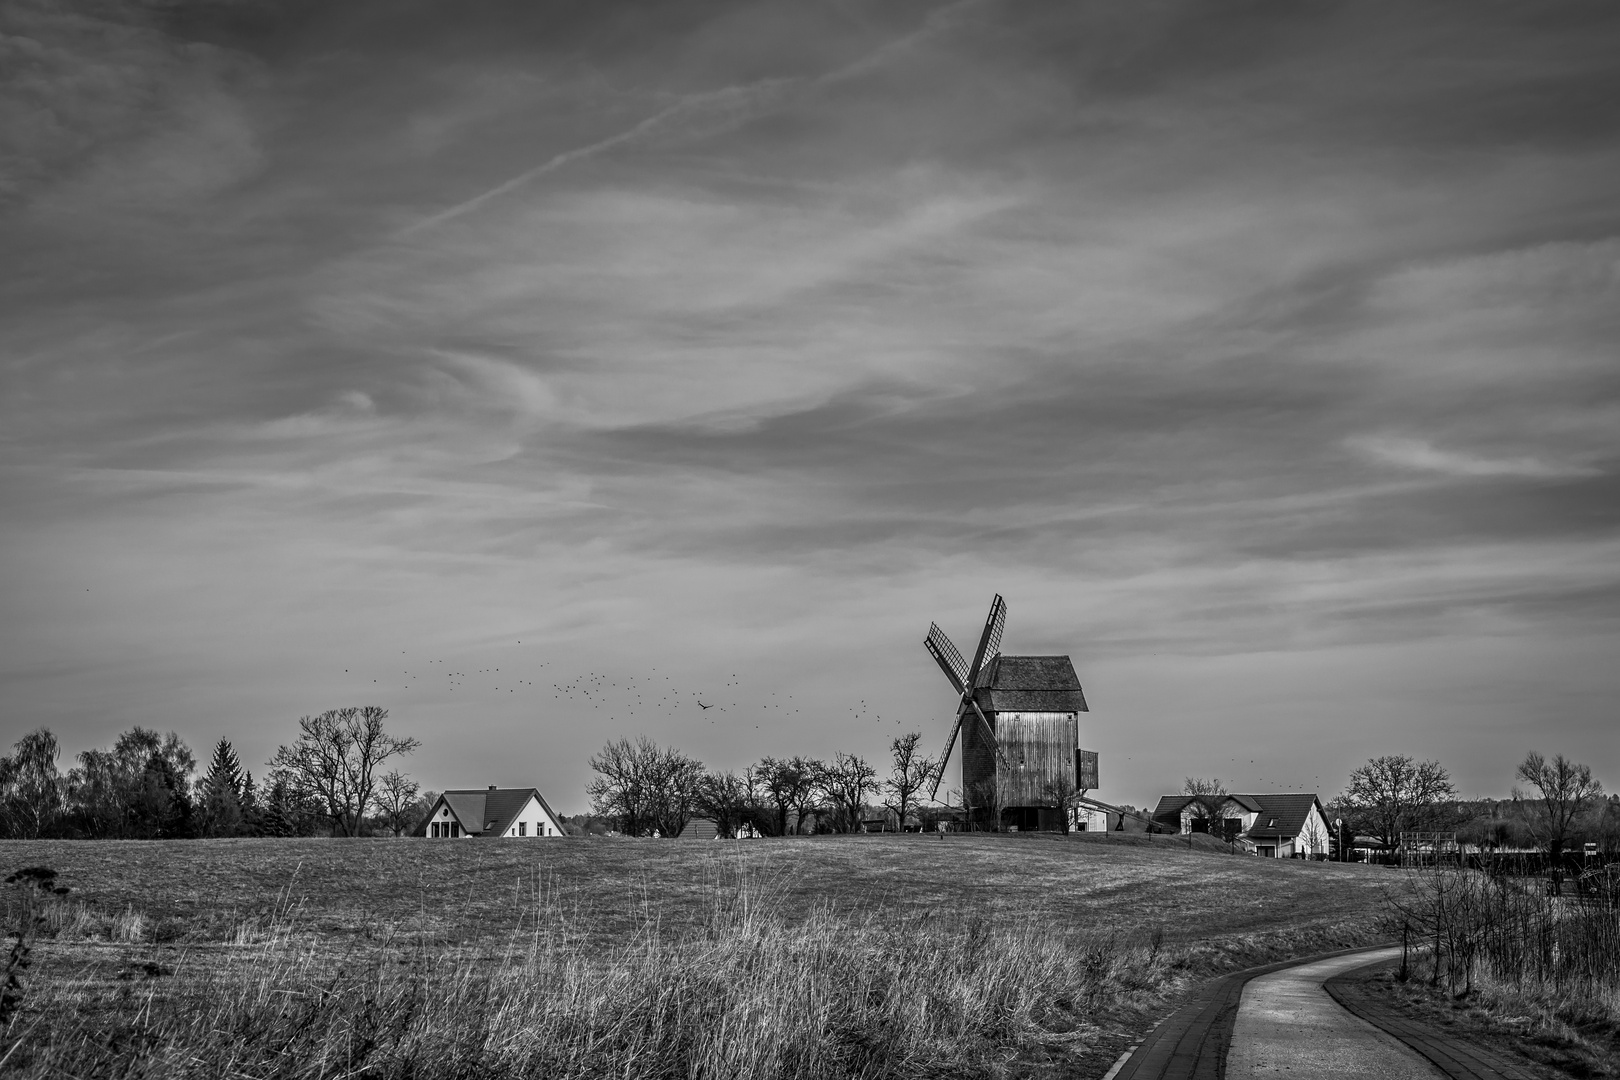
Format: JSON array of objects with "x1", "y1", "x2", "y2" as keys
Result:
[{"x1": 420, "y1": 785, "x2": 565, "y2": 838}]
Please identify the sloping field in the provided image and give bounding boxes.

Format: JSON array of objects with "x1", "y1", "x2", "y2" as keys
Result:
[
  {"x1": 1, "y1": 835, "x2": 1398, "y2": 1079},
  {"x1": 2, "y1": 831, "x2": 1394, "y2": 948}
]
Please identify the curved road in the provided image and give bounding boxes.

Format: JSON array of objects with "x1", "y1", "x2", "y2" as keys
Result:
[
  {"x1": 1226, "y1": 946, "x2": 1443, "y2": 1079},
  {"x1": 1110, "y1": 944, "x2": 1529, "y2": 1080}
]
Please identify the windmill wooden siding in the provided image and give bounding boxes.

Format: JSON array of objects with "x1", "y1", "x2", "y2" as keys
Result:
[{"x1": 992, "y1": 712, "x2": 1081, "y2": 805}]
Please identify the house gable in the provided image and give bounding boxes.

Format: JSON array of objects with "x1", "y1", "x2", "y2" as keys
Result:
[
  {"x1": 487, "y1": 790, "x2": 565, "y2": 837},
  {"x1": 420, "y1": 793, "x2": 480, "y2": 837}
]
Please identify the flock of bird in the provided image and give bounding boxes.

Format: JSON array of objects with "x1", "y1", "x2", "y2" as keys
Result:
[
  {"x1": 343, "y1": 644, "x2": 905, "y2": 732},
  {"x1": 341, "y1": 646, "x2": 1321, "y2": 792}
]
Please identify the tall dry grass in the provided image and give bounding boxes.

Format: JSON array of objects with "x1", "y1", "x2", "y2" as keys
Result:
[
  {"x1": 1389, "y1": 863, "x2": 1620, "y2": 1069},
  {"x1": 2, "y1": 857, "x2": 1372, "y2": 1079}
]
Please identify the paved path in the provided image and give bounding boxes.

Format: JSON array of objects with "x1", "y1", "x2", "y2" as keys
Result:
[
  {"x1": 1226, "y1": 947, "x2": 1444, "y2": 1079},
  {"x1": 1110, "y1": 946, "x2": 1394, "y2": 1080},
  {"x1": 1110, "y1": 944, "x2": 1534, "y2": 1080}
]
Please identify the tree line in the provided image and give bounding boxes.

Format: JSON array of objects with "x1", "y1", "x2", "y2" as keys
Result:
[
  {"x1": 585, "y1": 732, "x2": 941, "y2": 838},
  {"x1": 0, "y1": 707, "x2": 426, "y2": 839},
  {"x1": 1157, "y1": 750, "x2": 1616, "y2": 879},
  {"x1": 1326, "y1": 751, "x2": 1612, "y2": 862}
]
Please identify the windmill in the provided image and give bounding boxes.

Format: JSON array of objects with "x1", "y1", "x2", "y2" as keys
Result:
[{"x1": 924, "y1": 595, "x2": 1095, "y2": 831}]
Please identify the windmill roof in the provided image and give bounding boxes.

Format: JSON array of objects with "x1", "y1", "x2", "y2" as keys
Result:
[
  {"x1": 971, "y1": 655, "x2": 1089, "y2": 713},
  {"x1": 425, "y1": 788, "x2": 561, "y2": 836}
]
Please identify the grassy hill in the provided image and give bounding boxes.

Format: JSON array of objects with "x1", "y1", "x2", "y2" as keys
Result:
[{"x1": 2, "y1": 834, "x2": 1398, "y2": 1078}]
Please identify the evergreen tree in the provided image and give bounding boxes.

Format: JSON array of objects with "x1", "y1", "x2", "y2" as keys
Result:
[
  {"x1": 259, "y1": 771, "x2": 317, "y2": 837},
  {"x1": 238, "y1": 769, "x2": 261, "y2": 836},
  {"x1": 200, "y1": 738, "x2": 244, "y2": 837}
]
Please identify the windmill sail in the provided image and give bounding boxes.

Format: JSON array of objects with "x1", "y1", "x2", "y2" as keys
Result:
[
  {"x1": 965, "y1": 594, "x2": 1006, "y2": 690},
  {"x1": 925, "y1": 623, "x2": 969, "y2": 693},
  {"x1": 929, "y1": 714, "x2": 964, "y2": 799}
]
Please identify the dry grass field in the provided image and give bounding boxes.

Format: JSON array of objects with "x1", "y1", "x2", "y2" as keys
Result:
[{"x1": 2, "y1": 833, "x2": 1398, "y2": 1078}]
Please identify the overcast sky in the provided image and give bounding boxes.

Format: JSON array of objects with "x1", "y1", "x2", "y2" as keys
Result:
[{"x1": 3, "y1": 1, "x2": 1618, "y2": 811}]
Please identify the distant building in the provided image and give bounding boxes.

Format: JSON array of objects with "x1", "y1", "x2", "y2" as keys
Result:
[
  {"x1": 678, "y1": 816, "x2": 718, "y2": 840},
  {"x1": 1150, "y1": 793, "x2": 1332, "y2": 858},
  {"x1": 420, "y1": 786, "x2": 565, "y2": 838},
  {"x1": 678, "y1": 817, "x2": 760, "y2": 839}
]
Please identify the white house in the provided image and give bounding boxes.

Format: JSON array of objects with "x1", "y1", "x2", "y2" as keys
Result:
[
  {"x1": 420, "y1": 786, "x2": 565, "y2": 839},
  {"x1": 1149, "y1": 793, "x2": 1333, "y2": 858}
]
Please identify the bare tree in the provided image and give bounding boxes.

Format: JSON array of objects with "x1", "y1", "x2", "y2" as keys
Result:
[
  {"x1": 375, "y1": 769, "x2": 422, "y2": 836},
  {"x1": 1297, "y1": 808, "x2": 1330, "y2": 858},
  {"x1": 268, "y1": 707, "x2": 420, "y2": 836},
  {"x1": 1182, "y1": 777, "x2": 1231, "y2": 839},
  {"x1": 816, "y1": 752, "x2": 879, "y2": 833},
  {"x1": 882, "y1": 733, "x2": 937, "y2": 833},
  {"x1": 695, "y1": 770, "x2": 753, "y2": 838},
  {"x1": 1045, "y1": 776, "x2": 1081, "y2": 834},
  {"x1": 964, "y1": 778, "x2": 1009, "y2": 832},
  {"x1": 1342, "y1": 756, "x2": 1455, "y2": 855},
  {"x1": 1514, "y1": 751, "x2": 1603, "y2": 893},
  {"x1": 587, "y1": 737, "x2": 648, "y2": 836},
  {"x1": 755, "y1": 756, "x2": 811, "y2": 836},
  {"x1": 755, "y1": 755, "x2": 823, "y2": 835},
  {"x1": 586, "y1": 737, "x2": 704, "y2": 837}
]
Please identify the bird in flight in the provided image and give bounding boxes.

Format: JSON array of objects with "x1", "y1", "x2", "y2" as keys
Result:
[{"x1": 697, "y1": 701, "x2": 713, "y2": 710}]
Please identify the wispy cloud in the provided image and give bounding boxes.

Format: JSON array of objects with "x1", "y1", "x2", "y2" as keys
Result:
[
  {"x1": 395, "y1": 78, "x2": 798, "y2": 237},
  {"x1": 1348, "y1": 434, "x2": 1601, "y2": 479},
  {"x1": 395, "y1": 0, "x2": 981, "y2": 238}
]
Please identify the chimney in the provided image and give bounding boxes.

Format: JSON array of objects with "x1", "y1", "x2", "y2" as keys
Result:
[{"x1": 488, "y1": 785, "x2": 497, "y2": 791}]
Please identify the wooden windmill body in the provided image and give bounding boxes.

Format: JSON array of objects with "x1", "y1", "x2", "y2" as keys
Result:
[{"x1": 926, "y1": 596, "x2": 1097, "y2": 830}]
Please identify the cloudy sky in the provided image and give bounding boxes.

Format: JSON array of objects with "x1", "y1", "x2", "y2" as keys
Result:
[{"x1": 3, "y1": 1, "x2": 1617, "y2": 810}]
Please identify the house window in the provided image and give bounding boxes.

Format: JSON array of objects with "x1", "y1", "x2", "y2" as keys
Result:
[
  {"x1": 451, "y1": 822, "x2": 460, "y2": 838},
  {"x1": 431, "y1": 823, "x2": 439, "y2": 838},
  {"x1": 518, "y1": 822, "x2": 526, "y2": 836}
]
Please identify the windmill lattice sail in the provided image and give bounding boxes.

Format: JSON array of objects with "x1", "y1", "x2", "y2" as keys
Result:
[
  {"x1": 966, "y1": 595, "x2": 1007, "y2": 688},
  {"x1": 924, "y1": 623, "x2": 969, "y2": 692}
]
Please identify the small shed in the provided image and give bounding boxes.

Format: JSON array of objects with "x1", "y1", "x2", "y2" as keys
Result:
[
  {"x1": 1067, "y1": 795, "x2": 1121, "y2": 833},
  {"x1": 420, "y1": 786, "x2": 565, "y2": 838},
  {"x1": 678, "y1": 816, "x2": 719, "y2": 840}
]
